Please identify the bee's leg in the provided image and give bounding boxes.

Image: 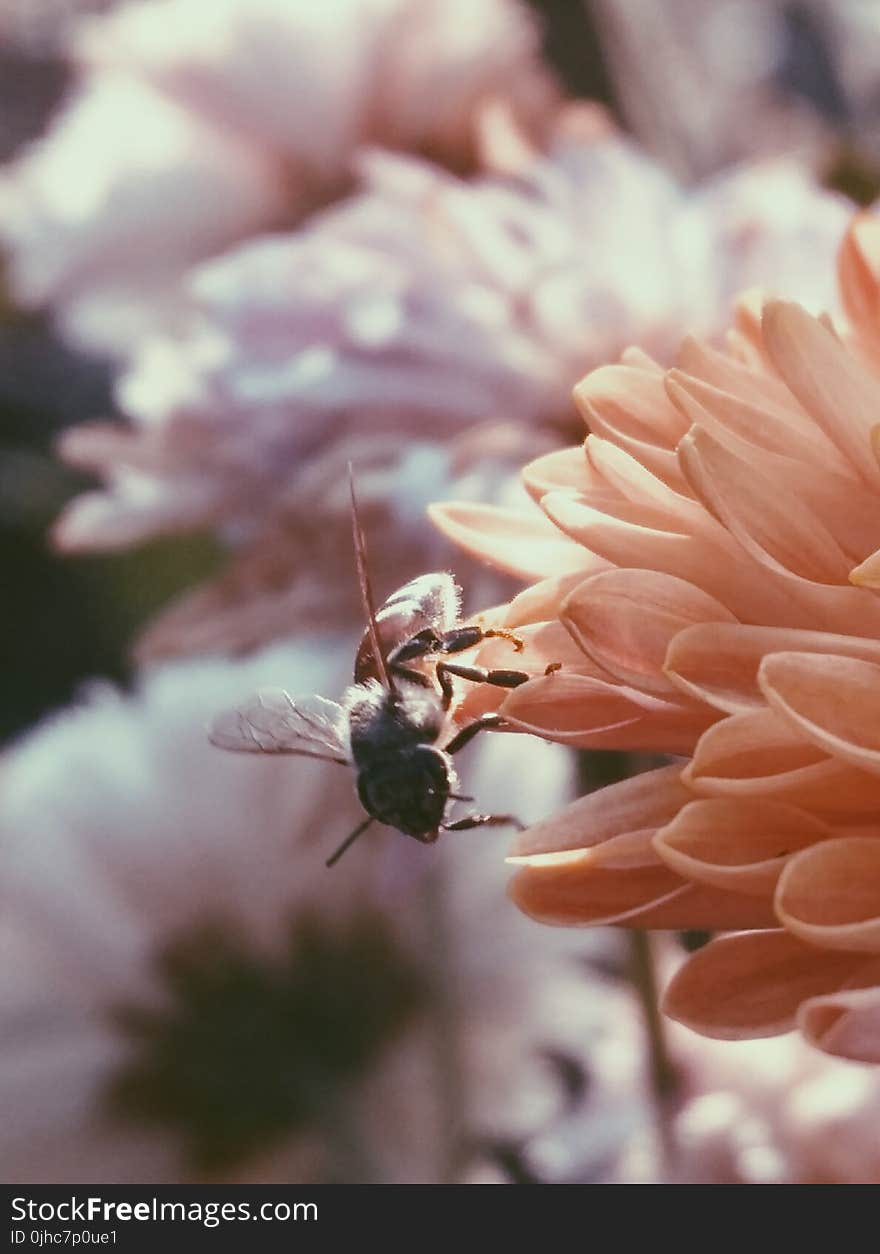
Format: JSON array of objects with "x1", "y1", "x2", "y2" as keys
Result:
[
  {"x1": 442, "y1": 812, "x2": 524, "y2": 833},
  {"x1": 444, "y1": 711, "x2": 508, "y2": 754},
  {"x1": 435, "y1": 625, "x2": 525, "y2": 655},
  {"x1": 436, "y1": 660, "x2": 531, "y2": 708},
  {"x1": 387, "y1": 628, "x2": 443, "y2": 667},
  {"x1": 387, "y1": 630, "x2": 444, "y2": 687}
]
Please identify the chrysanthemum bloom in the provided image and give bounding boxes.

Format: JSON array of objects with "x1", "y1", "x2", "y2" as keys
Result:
[
  {"x1": 670, "y1": 1029, "x2": 880, "y2": 1184},
  {"x1": 432, "y1": 213, "x2": 880, "y2": 1065},
  {"x1": 49, "y1": 139, "x2": 851, "y2": 660},
  {"x1": 0, "y1": 641, "x2": 646, "y2": 1183},
  {"x1": 0, "y1": 0, "x2": 558, "y2": 351}
]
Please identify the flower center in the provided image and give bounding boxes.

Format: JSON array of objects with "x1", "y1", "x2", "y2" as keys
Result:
[{"x1": 105, "y1": 914, "x2": 424, "y2": 1174}]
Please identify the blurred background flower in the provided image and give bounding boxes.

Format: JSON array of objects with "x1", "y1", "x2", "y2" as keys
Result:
[{"x1": 4, "y1": 0, "x2": 880, "y2": 1185}]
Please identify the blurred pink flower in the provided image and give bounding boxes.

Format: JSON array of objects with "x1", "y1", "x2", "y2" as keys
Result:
[
  {"x1": 0, "y1": 640, "x2": 643, "y2": 1183},
  {"x1": 47, "y1": 139, "x2": 852, "y2": 658},
  {"x1": 0, "y1": 0, "x2": 558, "y2": 349},
  {"x1": 672, "y1": 1030, "x2": 880, "y2": 1184}
]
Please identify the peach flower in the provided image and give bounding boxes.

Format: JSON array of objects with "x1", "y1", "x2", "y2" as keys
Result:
[{"x1": 433, "y1": 212, "x2": 880, "y2": 1064}]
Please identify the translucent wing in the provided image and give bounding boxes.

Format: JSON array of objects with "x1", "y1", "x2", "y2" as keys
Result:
[{"x1": 209, "y1": 689, "x2": 349, "y2": 761}]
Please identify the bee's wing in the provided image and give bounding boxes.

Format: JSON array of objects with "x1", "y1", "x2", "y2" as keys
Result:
[{"x1": 209, "y1": 689, "x2": 349, "y2": 761}]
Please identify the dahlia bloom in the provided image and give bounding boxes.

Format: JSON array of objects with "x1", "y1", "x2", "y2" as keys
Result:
[
  {"x1": 0, "y1": 641, "x2": 644, "y2": 1183},
  {"x1": 0, "y1": 0, "x2": 557, "y2": 350},
  {"x1": 49, "y1": 138, "x2": 851, "y2": 659},
  {"x1": 432, "y1": 213, "x2": 880, "y2": 1064}
]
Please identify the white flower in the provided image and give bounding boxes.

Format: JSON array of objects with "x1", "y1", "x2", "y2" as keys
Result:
[
  {"x1": 0, "y1": 0, "x2": 557, "y2": 351},
  {"x1": 0, "y1": 640, "x2": 647, "y2": 1183},
  {"x1": 52, "y1": 140, "x2": 852, "y2": 558},
  {"x1": 672, "y1": 1029, "x2": 880, "y2": 1184}
]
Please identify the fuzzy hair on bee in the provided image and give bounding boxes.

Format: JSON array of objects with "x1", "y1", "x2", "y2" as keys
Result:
[{"x1": 209, "y1": 471, "x2": 550, "y2": 866}]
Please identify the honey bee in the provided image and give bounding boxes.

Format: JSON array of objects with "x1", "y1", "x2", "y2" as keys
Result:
[{"x1": 210, "y1": 473, "x2": 544, "y2": 866}]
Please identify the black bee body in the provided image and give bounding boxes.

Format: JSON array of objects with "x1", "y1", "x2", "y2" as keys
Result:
[
  {"x1": 210, "y1": 476, "x2": 544, "y2": 866},
  {"x1": 346, "y1": 667, "x2": 453, "y2": 841}
]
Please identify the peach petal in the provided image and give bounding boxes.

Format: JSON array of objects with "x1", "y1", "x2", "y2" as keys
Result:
[
  {"x1": 759, "y1": 651, "x2": 880, "y2": 778},
  {"x1": 522, "y1": 446, "x2": 591, "y2": 499},
  {"x1": 540, "y1": 489, "x2": 880, "y2": 635},
  {"x1": 675, "y1": 336, "x2": 802, "y2": 414},
  {"x1": 762, "y1": 301, "x2": 880, "y2": 489},
  {"x1": 573, "y1": 362, "x2": 689, "y2": 450},
  {"x1": 799, "y1": 979, "x2": 880, "y2": 1063},
  {"x1": 510, "y1": 858, "x2": 778, "y2": 929},
  {"x1": 850, "y1": 543, "x2": 880, "y2": 589},
  {"x1": 653, "y1": 798, "x2": 832, "y2": 896},
  {"x1": 508, "y1": 856, "x2": 686, "y2": 927},
  {"x1": 684, "y1": 708, "x2": 880, "y2": 814},
  {"x1": 502, "y1": 569, "x2": 600, "y2": 628},
  {"x1": 616, "y1": 882, "x2": 778, "y2": 929},
  {"x1": 562, "y1": 568, "x2": 735, "y2": 698},
  {"x1": 619, "y1": 347, "x2": 664, "y2": 372},
  {"x1": 662, "y1": 930, "x2": 865, "y2": 1040},
  {"x1": 500, "y1": 671, "x2": 715, "y2": 754},
  {"x1": 679, "y1": 427, "x2": 851, "y2": 584},
  {"x1": 665, "y1": 623, "x2": 880, "y2": 715},
  {"x1": 838, "y1": 212, "x2": 880, "y2": 338},
  {"x1": 585, "y1": 437, "x2": 699, "y2": 519},
  {"x1": 666, "y1": 369, "x2": 844, "y2": 470},
  {"x1": 428, "y1": 501, "x2": 591, "y2": 580},
  {"x1": 508, "y1": 763, "x2": 690, "y2": 857},
  {"x1": 729, "y1": 289, "x2": 776, "y2": 372},
  {"x1": 775, "y1": 837, "x2": 880, "y2": 953}
]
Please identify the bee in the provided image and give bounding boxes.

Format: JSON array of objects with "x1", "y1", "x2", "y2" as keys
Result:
[{"x1": 210, "y1": 473, "x2": 544, "y2": 867}]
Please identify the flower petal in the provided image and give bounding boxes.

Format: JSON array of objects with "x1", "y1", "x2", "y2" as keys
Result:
[
  {"x1": 509, "y1": 856, "x2": 775, "y2": 929},
  {"x1": 574, "y1": 361, "x2": 689, "y2": 451},
  {"x1": 666, "y1": 368, "x2": 845, "y2": 471},
  {"x1": 799, "y1": 973, "x2": 880, "y2": 1063},
  {"x1": 663, "y1": 930, "x2": 865, "y2": 1039},
  {"x1": 509, "y1": 762, "x2": 689, "y2": 857},
  {"x1": 501, "y1": 671, "x2": 715, "y2": 754},
  {"x1": 563, "y1": 567, "x2": 735, "y2": 698},
  {"x1": 665, "y1": 623, "x2": 880, "y2": 715},
  {"x1": 509, "y1": 854, "x2": 686, "y2": 927},
  {"x1": 775, "y1": 837, "x2": 880, "y2": 953},
  {"x1": 762, "y1": 301, "x2": 880, "y2": 489},
  {"x1": 675, "y1": 335, "x2": 802, "y2": 414},
  {"x1": 522, "y1": 446, "x2": 591, "y2": 499},
  {"x1": 685, "y1": 707, "x2": 880, "y2": 814},
  {"x1": 503, "y1": 569, "x2": 600, "y2": 628},
  {"x1": 759, "y1": 651, "x2": 880, "y2": 778},
  {"x1": 838, "y1": 212, "x2": 880, "y2": 342},
  {"x1": 653, "y1": 798, "x2": 832, "y2": 896},
  {"x1": 678, "y1": 426, "x2": 851, "y2": 584},
  {"x1": 428, "y1": 501, "x2": 592, "y2": 580}
]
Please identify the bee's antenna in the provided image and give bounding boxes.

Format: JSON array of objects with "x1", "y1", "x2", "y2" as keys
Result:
[
  {"x1": 348, "y1": 463, "x2": 395, "y2": 693},
  {"x1": 325, "y1": 817, "x2": 373, "y2": 868}
]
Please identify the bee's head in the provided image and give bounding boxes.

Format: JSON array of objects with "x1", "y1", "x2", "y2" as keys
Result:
[{"x1": 356, "y1": 746, "x2": 451, "y2": 839}]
